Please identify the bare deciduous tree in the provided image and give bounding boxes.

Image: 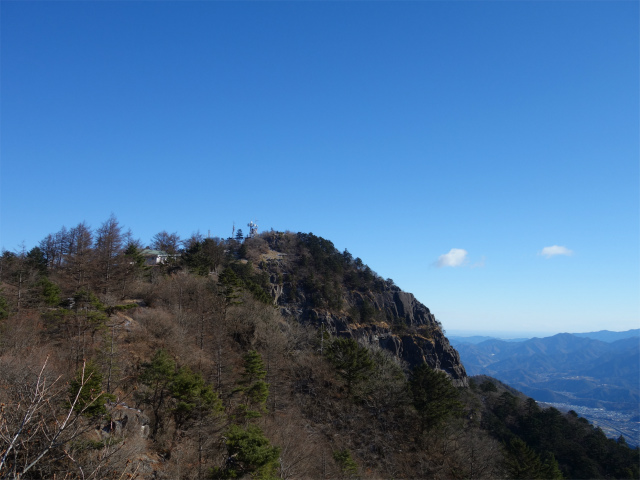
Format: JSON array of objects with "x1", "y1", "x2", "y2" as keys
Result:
[
  {"x1": 94, "y1": 215, "x2": 124, "y2": 294},
  {"x1": 65, "y1": 222, "x2": 94, "y2": 290},
  {"x1": 0, "y1": 358, "x2": 137, "y2": 479},
  {"x1": 150, "y1": 231, "x2": 181, "y2": 255},
  {"x1": 38, "y1": 226, "x2": 70, "y2": 272}
]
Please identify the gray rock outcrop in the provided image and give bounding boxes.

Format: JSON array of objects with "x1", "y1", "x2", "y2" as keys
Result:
[{"x1": 277, "y1": 281, "x2": 468, "y2": 386}]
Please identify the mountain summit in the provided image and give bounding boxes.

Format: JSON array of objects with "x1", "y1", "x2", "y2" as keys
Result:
[
  {"x1": 2, "y1": 220, "x2": 637, "y2": 479},
  {"x1": 240, "y1": 231, "x2": 467, "y2": 385}
]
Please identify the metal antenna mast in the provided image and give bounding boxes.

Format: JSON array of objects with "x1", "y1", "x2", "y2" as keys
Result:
[{"x1": 248, "y1": 220, "x2": 259, "y2": 238}]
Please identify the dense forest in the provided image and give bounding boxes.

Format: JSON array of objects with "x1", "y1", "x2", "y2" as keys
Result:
[{"x1": 0, "y1": 216, "x2": 638, "y2": 479}]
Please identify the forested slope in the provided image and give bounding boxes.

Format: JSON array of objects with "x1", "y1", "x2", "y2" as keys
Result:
[{"x1": 0, "y1": 217, "x2": 637, "y2": 479}]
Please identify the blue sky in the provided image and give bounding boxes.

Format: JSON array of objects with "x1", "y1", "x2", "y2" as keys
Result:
[{"x1": 1, "y1": 1, "x2": 638, "y2": 335}]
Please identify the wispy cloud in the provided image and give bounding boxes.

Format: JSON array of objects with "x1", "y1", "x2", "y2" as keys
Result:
[
  {"x1": 471, "y1": 256, "x2": 486, "y2": 268},
  {"x1": 436, "y1": 248, "x2": 468, "y2": 268},
  {"x1": 540, "y1": 245, "x2": 573, "y2": 258}
]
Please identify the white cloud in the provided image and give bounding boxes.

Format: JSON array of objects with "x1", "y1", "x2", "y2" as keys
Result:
[
  {"x1": 436, "y1": 248, "x2": 468, "y2": 268},
  {"x1": 540, "y1": 245, "x2": 573, "y2": 258}
]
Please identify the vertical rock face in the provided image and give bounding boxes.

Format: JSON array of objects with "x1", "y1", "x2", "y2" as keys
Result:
[
  {"x1": 276, "y1": 280, "x2": 468, "y2": 386},
  {"x1": 255, "y1": 232, "x2": 467, "y2": 386}
]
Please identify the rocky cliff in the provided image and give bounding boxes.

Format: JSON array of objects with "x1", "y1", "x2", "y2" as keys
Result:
[{"x1": 250, "y1": 232, "x2": 467, "y2": 386}]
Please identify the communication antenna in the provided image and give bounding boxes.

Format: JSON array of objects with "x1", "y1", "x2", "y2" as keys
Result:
[
  {"x1": 232, "y1": 222, "x2": 235, "y2": 239},
  {"x1": 248, "y1": 220, "x2": 259, "y2": 238}
]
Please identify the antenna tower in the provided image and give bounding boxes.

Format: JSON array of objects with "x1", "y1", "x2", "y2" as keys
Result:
[{"x1": 248, "y1": 220, "x2": 259, "y2": 238}]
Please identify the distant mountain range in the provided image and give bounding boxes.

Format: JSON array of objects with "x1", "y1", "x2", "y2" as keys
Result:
[
  {"x1": 448, "y1": 328, "x2": 639, "y2": 345},
  {"x1": 449, "y1": 329, "x2": 640, "y2": 443},
  {"x1": 572, "y1": 329, "x2": 640, "y2": 343},
  {"x1": 448, "y1": 335, "x2": 529, "y2": 344}
]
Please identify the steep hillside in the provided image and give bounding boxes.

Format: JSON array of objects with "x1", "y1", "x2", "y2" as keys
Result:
[
  {"x1": 246, "y1": 231, "x2": 467, "y2": 385},
  {"x1": 1, "y1": 221, "x2": 637, "y2": 479}
]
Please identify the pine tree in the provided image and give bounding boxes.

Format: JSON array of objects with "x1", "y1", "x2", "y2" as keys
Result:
[
  {"x1": 236, "y1": 350, "x2": 269, "y2": 418},
  {"x1": 68, "y1": 361, "x2": 115, "y2": 418},
  {"x1": 410, "y1": 363, "x2": 463, "y2": 433},
  {"x1": 503, "y1": 437, "x2": 563, "y2": 479},
  {"x1": 36, "y1": 277, "x2": 61, "y2": 306},
  {"x1": 333, "y1": 449, "x2": 359, "y2": 478},
  {"x1": 326, "y1": 337, "x2": 374, "y2": 396},
  {"x1": 170, "y1": 366, "x2": 223, "y2": 429},
  {"x1": 0, "y1": 288, "x2": 9, "y2": 320},
  {"x1": 211, "y1": 424, "x2": 280, "y2": 479},
  {"x1": 140, "y1": 349, "x2": 176, "y2": 437}
]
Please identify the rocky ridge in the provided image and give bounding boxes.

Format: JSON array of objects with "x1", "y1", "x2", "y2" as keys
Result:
[
  {"x1": 277, "y1": 286, "x2": 467, "y2": 386},
  {"x1": 252, "y1": 233, "x2": 467, "y2": 386}
]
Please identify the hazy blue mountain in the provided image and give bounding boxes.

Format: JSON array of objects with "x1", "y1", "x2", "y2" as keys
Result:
[
  {"x1": 448, "y1": 335, "x2": 529, "y2": 344},
  {"x1": 572, "y1": 328, "x2": 639, "y2": 342},
  {"x1": 453, "y1": 332, "x2": 640, "y2": 443},
  {"x1": 449, "y1": 328, "x2": 639, "y2": 346},
  {"x1": 455, "y1": 333, "x2": 638, "y2": 382},
  {"x1": 447, "y1": 335, "x2": 497, "y2": 345}
]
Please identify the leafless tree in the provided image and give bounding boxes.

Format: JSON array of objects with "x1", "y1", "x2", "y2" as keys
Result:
[
  {"x1": 0, "y1": 358, "x2": 135, "y2": 479},
  {"x1": 37, "y1": 226, "x2": 72, "y2": 273},
  {"x1": 265, "y1": 419, "x2": 320, "y2": 480},
  {"x1": 182, "y1": 232, "x2": 204, "y2": 252},
  {"x1": 122, "y1": 229, "x2": 143, "y2": 250},
  {"x1": 357, "y1": 345, "x2": 410, "y2": 417},
  {"x1": 65, "y1": 222, "x2": 94, "y2": 290},
  {"x1": 94, "y1": 215, "x2": 124, "y2": 294},
  {"x1": 150, "y1": 231, "x2": 181, "y2": 255}
]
